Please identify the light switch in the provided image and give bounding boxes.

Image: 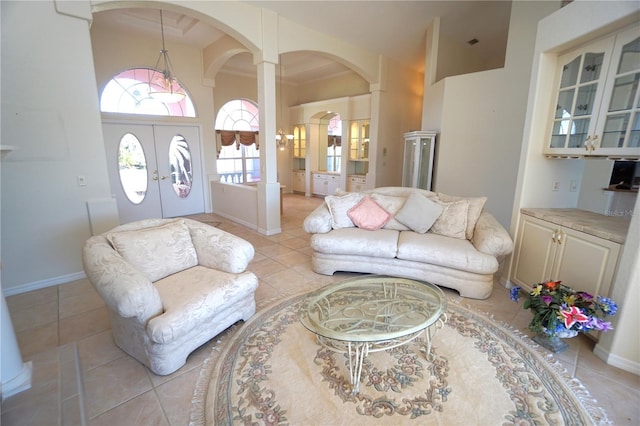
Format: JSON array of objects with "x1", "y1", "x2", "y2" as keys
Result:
[{"x1": 77, "y1": 175, "x2": 87, "y2": 186}]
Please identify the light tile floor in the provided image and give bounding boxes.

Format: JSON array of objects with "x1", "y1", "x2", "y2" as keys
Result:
[{"x1": 2, "y1": 194, "x2": 639, "y2": 425}]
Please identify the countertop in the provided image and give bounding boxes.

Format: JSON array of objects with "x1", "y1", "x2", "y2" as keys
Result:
[{"x1": 521, "y1": 208, "x2": 631, "y2": 244}]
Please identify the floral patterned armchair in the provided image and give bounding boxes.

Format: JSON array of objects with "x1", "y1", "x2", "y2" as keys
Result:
[{"x1": 82, "y1": 218, "x2": 258, "y2": 375}]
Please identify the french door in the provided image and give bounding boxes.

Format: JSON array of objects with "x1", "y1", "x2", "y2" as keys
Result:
[{"x1": 103, "y1": 122, "x2": 205, "y2": 223}]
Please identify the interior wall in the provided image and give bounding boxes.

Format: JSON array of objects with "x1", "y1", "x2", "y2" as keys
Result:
[
  {"x1": 292, "y1": 72, "x2": 370, "y2": 105},
  {"x1": 1, "y1": 1, "x2": 113, "y2": 292},
  {"x1": 422, "y1": 1, "x2": 560, "y2": 229},
  {"x1": 375, "y1": 62, "x2": 424, "y2": 187}
]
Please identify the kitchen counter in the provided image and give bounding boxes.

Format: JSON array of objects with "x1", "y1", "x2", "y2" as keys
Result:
[{"x1": 521, "y1": 208, "x2": 630, "y2": 244}]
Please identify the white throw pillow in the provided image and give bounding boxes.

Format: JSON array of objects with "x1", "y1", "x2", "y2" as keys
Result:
[
  {"x1": 370, "y1": 193, "x2": 410, "y2": 231},
  {"x1": 437, "y1": 193, "x2": 487, "y2": 239},
  {"x1": 108, "y1": 220, "x2": 198, "y2": 282},
  {"x1": 325, "y1": 192, "x2": 365, "y2": 229},
  {"x1": 395, "y1": 192, "x2": 444, "y2": 233},
  {"x1": 430, "y1": 199, "x2": 470, "y2": 239}
]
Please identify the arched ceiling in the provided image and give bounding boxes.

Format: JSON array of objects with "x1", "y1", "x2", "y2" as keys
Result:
[{"x1": 91, "y1": 1, "x2": 512, "y2": 85}]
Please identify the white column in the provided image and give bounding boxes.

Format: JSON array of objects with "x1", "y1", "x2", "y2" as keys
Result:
[
  {"x1": 253, "y1": 8, "x2": 281, "y2": 235},
  {"x1": 1, "y1": 293, "x2": 32, "y2": 400}
]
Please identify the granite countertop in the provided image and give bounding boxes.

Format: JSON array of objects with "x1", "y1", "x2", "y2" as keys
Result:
[{"x1": 521, "y1": 208, "x2": 631, "y2": 244}]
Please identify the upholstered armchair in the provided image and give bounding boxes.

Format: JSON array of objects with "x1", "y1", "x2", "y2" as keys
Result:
[{"x1": 82, "y1": 218, "x2": 258, "y2": 375}]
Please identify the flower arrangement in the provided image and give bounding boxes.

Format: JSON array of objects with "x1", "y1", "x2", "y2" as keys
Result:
[{"x1": 510, "y1": 280, "x2": 618, "y2": 337}]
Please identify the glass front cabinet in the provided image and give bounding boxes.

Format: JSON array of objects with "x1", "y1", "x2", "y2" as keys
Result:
[
  {"x1": 292, "y1": 124, "x2": 306, "y2": 159},
  {"x1": 349, "y1": 120, "x2": 370, "y2": 162},
  {"x1": 545, "y1": 25, "x2": 640, "y2": 158},
  {"x1": 402, "y1": 131, "x2": 436, "y2": 190}
]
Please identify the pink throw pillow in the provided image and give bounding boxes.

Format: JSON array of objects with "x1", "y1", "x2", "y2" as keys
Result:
[{"x1": 347, "y1": 196, "x2": 391, "y2": 231}]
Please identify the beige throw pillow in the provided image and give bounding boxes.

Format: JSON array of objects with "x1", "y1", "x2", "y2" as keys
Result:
[
  {"x1": 395, "y1": 192, "x2": 444, "y2": 233},
  {"x1": 370, "y1": 193, "x2": 410, "y2": 231},
  {"x1": 437, "y1": 193, "x2": 487, "y2": 239},
  {"x1": 108, "y1": 220, "x2": 198, "y2": 282},
  {"x1": 325, "y1": 192, "x2": 365, "y2": 229},
  {"x1": 430, "y1": 199, "x2": 470, "y2": 239}
]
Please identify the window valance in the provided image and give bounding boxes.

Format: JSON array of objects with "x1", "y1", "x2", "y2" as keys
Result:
[{"x1": 216, "y1": 130, "x2": 260, "y2": 154}]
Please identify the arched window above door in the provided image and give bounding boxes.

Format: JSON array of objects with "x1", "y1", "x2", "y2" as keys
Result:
[{"x1": 100, "y1": 68, "x2": 196, "y2": 117}]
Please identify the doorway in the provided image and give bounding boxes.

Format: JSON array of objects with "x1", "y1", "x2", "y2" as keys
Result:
[{"x1": 103, "y1": 122, "x2": 205, "y2": 223}]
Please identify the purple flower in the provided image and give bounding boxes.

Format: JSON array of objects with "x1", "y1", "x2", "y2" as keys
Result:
[
  {"x1": 510, "y1": 286, "x2": 521, "y2": 302},
  {"x1": 541, "y1": 295, "x2": 553, "y2": 305},
  {"x1": 597, "y1": 321, "x2": 614, "y2": 332},
  {"x1": 578, "y1": 291, "x2": 594, "y2": 300}
]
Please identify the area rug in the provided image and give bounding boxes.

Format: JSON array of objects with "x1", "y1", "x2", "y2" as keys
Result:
[{"x1": 190, "y1": 292, "x2": 611, "y2": 425}]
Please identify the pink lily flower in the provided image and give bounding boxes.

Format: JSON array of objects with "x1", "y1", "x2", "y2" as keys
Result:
[{"x1": 560, "y1": 306, "x2": 589, "y2": 328}]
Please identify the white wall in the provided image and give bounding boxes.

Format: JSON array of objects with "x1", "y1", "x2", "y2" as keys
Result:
[
  {"x1": 422, "y1": 1, "x2": 560, "y2": 228},
  {"x1": 1, "y1": 1, "x2": 113, "y2": 293}
]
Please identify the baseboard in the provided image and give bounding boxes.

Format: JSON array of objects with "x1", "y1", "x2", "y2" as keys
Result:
[
  {"x1": 2, "y1": 272, "x2": 86, "y2": 297},
  {"x1": 594, "y1": 343, "x2": 640, "y2": 376}
]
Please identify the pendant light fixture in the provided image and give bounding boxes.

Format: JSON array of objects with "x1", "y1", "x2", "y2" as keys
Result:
[
  {"x1": 148, "y1": 10, "x2": 185, "y2": 103},
  {"x1": 276, "y1": 59, "x2": 293, "y2": 150}
]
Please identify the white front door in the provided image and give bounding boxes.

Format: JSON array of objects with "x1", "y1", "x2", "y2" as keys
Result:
[{"x1": 103, "y1": 122, "x2": 205, "y2": 223}]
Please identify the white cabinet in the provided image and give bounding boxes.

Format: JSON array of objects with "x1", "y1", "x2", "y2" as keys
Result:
[
  {"x1": 347, "y1": 175, "x2": 366, "y2": 192},
  {"x1": 402, "y1": 131, "x2": 436, "y2": 190},
  {"x1": 292, "y1": 170, "x2": 305, "y2": 193},
  {"x1": 545, "y1": 25, "x2": 640, "y2": 158},
  {"x1": 312, "y1": 173, "x2": 339, "y2": 197},
  {"x1": 511, "y1": 214, "x2": 620, "y2": 300}
]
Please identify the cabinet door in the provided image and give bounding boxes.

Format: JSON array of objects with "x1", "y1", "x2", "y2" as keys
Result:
[
  {"x1": 595, "y1": 26, "x2": 640, "y2": 156},
  {"x1": 312, "y1": 174, "x2": 327, "y2": 196},
  {"x1": 327, "y1": 175, "x2": 339, "y2": 195},
  {"x1": 546, "y1": 37, "x2": 615, "y2": 154},
  {"x1": 551, "y1": 227, "x2": 620, "y2": 297},
  {"x1": 511, "y1": 215, "x2": 558, "y2": 288}
]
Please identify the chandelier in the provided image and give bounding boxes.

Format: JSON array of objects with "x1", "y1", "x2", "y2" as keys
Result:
[
  {"x1": 148, "y1": 10, "x2": 185, "y2": 103},
  {"x1": 276, "y1": 59, "x2": 293, "y2": 150}
]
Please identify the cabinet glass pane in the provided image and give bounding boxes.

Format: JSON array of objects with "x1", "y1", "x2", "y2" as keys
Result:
[
  {"x1": 601, "y1": 114, "x2": 629, "y2": 148},
  {"x1": 550, "y1": 120, "x2": 568, "y2": 148},
  {"x1": 402, "y1": 141, "x2": 416, "y2": 186},
  {"x1": 580, "y1": 52, "x2": 605, "y2": 83},
  {"x1": 417, "y1": 139, "x2": 432, "y2": 189},
  {"x1": 575, "y1": 83, "x2": 597, "y2": 116},
  {"x1": 554, "y1": 89, "x2": 575, "y2": 119},
  {"x1": 629, "y1": 114, "x2": 639, "y2": 147},
  {"x1": 169, "y1": 136, "x2": 193, "y2": 199},
  {"x1": 618, "y1": 37, "x2": 640, "y2": 74},
  {"x1": 609, "y1": 73, "x2": 639, "y2": 112},
  {"x1": 568, "y1": 118, "x2": 590, "y2": 148},
  {"x1": 560, "y1": 56, "x2": 580, "y2": 88}
]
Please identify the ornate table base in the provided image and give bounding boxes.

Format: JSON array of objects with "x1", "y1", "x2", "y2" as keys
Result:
[{"x1": 315, "y1": 314, "x2": 448, "y2": 394}]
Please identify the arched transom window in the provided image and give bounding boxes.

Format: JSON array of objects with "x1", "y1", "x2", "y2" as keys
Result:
[{"x1": 100, "y1": 68, "x2": 195, "y2": 117}]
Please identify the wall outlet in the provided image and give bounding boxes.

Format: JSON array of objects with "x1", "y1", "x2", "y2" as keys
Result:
[{"x1": 552, "y1": 181, "x2": 560, "y2": 191}]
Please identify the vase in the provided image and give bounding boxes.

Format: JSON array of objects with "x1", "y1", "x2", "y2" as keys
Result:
[{"x1": 533, "y1": 331, "x2": 576, "y2": 353}]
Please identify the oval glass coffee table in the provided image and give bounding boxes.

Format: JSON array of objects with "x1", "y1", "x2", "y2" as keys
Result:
[{"x1": 299, "y1": 275, "x2": 447, "y2": 394}]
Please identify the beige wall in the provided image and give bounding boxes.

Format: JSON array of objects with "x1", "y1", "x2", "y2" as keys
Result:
[{"x1": 422, "y1": 1, "x2": 560, "y2": 228}]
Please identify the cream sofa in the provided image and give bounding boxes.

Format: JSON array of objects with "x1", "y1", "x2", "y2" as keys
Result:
[
  {"x1": 303, "y1": 187, "x2": 513, "y2": 299},
  {"x1": 82, "y1": 218, "x2": 258, "y2": 375}
]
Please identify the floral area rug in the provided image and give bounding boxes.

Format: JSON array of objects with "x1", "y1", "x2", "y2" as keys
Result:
[{"x1": 190, "y1": 292, "x2": 610, "y2": 425}]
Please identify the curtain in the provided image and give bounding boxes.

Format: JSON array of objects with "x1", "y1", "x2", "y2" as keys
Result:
[{"x1": 216, "y1": 130, "x2": 260, "y2": 154}]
